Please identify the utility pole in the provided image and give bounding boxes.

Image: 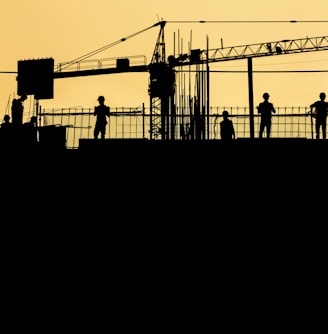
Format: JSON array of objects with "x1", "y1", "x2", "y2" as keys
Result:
[{"x1": 248, "y1": 58, "x2": 254, "y2": 139}]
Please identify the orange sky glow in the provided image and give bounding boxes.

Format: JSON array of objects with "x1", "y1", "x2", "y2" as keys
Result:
[{"x1": 1, "y1": 0, "x2": 327, "y2": 122}]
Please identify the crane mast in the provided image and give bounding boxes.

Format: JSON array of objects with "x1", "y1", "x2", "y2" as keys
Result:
[{"x1": 148, "y1": 21, "x2": 176, "y2": 140}]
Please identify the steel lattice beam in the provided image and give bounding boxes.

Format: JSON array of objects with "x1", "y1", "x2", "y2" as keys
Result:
[{"x1": 171, "y1": 35, "x2": 328, "y2": 66}]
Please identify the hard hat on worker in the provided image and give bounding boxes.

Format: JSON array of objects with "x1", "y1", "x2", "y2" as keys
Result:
[{"x1": 97, "y1": 96, "x2": 105, "y2": 102}]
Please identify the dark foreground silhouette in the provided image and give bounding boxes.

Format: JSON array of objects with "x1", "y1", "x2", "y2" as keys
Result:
[
  {"x1": 2, "y1": 137, "x2": 326, "y2": 281},
  {"x1": 2, "y1": 138, "x2": 325, "y2": 334}
]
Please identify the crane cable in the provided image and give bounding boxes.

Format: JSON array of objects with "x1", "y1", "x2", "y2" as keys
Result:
[
  {"x1": 165, "y1": 20, "x2": 328, "y2": 24},
  {"x1": 57, "y1": 22, "x2": 162, "y2": 72}
]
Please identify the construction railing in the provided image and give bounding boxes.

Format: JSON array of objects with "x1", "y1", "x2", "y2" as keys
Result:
[{"x1": 35, "y1": 106, "x2": 313, "y2": 149}]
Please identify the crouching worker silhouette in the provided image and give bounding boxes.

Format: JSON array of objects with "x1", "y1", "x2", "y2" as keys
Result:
[
  {"x1": 0, "y1": 114, "x2": 13, "y2": 143},
  {"x1": 220, "y1": 110, "x2": 235, "y2": 140},
  {"x1": 23, "y1": 116, "x2": 38, "y2": 146},
  {"x1": 94, "y1": 95, "x2": 110, "y2": 139}
]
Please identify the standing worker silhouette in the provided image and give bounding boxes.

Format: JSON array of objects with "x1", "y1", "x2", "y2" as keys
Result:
[
  {"x1": 310, "y1": 92, "x2": 328, "y2": 139},
  {"x1": 220, "y1": 110, "x2": 235, "y2": 140},
  {"x1": 94, "y1": 95, "x2": 110, "y2": 139},
  {"x1": 257, "y1": 92, "x2": 276, "y2": 138},
  {"x1": 11, "y1": 93, "x2": 27, "y2": 127}
]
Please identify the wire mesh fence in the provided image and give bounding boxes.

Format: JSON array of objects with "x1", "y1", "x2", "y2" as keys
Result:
[{"x1": 36, "y1": 105, "x2": 313, "y2": 148}]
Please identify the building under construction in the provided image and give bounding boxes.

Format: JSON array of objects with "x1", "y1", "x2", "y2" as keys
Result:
[
  {"x1": 3, "y1": 21, "x2": 327, "y2": 284},
  {"x1": 5, "y1": 21, "x2": 327, "y2": 147}
]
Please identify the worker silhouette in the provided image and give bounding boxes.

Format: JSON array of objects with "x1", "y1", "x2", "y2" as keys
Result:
[
  {"x1": 1, "y1": 114, "x2": 13, "y2": 129},
  {"x1": 94, "y1": 96, "x2": 110, "y2": 139},
  {"x1": 220, "y1": 110, "x2": 235, "y2": 140},
  {"x1": 0, "y1": 114, "x2": 13, "y2": 143},
  {"x1": 257, "y1": 92, "x2": 276, "y2": 138},
  {"x1": 11, "y1": 93, "x2": 27, "y2": 127},
  {"x1": 23, "y1": 116, "x2": 38, "y2": 146},
  {"x1": 310, "y1": 92, "x2": 328, "y2": 139}
]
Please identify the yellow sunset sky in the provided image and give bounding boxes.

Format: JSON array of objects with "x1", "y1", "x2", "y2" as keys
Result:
[{"x1": 1, "y1": 0, "x2": 327, "y2": 122}]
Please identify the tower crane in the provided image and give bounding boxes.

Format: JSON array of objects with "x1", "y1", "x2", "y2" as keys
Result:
[
  {"x1": 149, "y1": 27, "x2": 328, "y2": 140},
  {"x1": 16, "y1": 20, "x2": 328, "y2": 139}
]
